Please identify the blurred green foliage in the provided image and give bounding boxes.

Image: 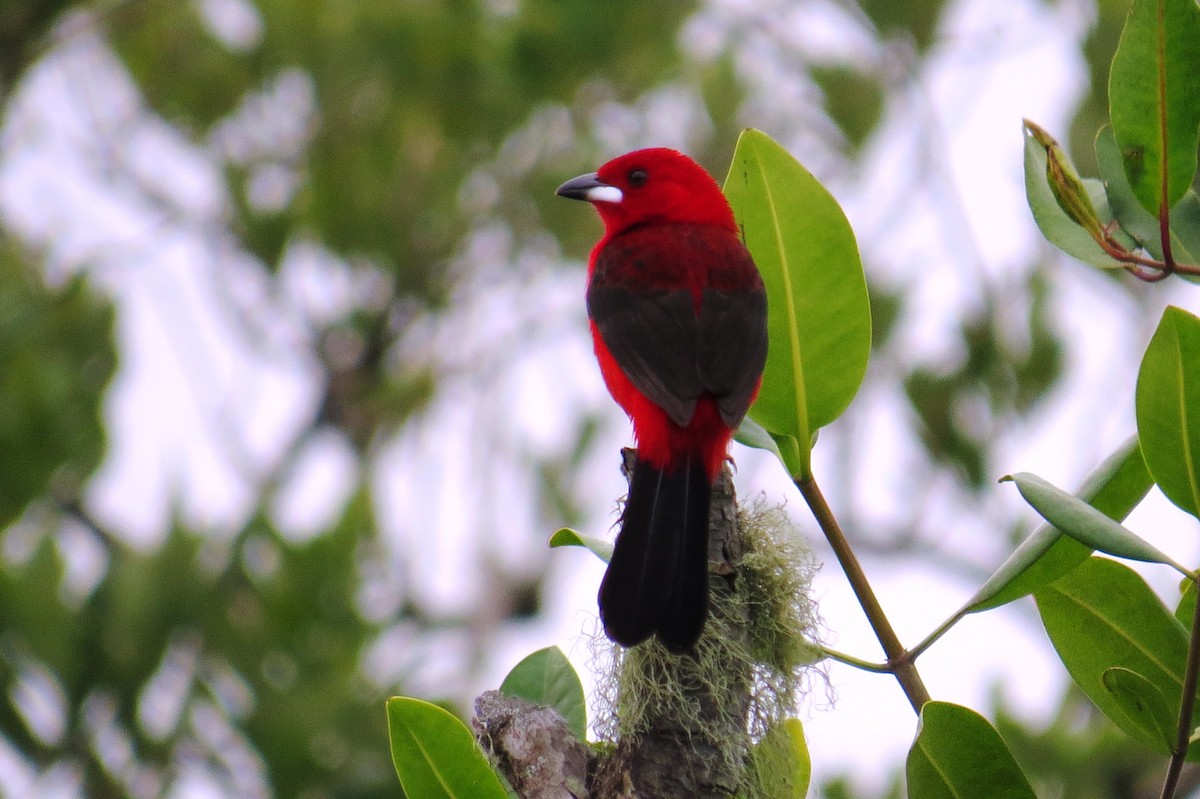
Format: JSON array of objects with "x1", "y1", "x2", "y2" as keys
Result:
[
  {"x1": 0, "y1": 246, "x2": 114, "y2": 529},
  {"x1": 903, "y1": 272, "x2": 1063, "y2": 489}
]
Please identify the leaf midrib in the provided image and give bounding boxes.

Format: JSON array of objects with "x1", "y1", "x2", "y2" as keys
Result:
[
  {"x1": 750, "y1": 147, "x2": 809, "y2": 449},
  {"x1": 1049, "y1": 583, "x2": 1184, "y2": 692},
  {"x1": 1172, "y1": 325, "x2": 1200, "y2": 516}
]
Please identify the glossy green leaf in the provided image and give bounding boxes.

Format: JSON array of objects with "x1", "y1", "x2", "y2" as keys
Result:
[
  {"x1": 548, "y1": 527, "x2": 612, "y2": 562},
  {"x1": 1136, "y1": 306, "x2": 1200, "y2": 518},
  {"x1": 1096, "y1": 125, "x2": 1196, "y2": 263},
  {"x1": 1036, "y1": 557, "x2": 1193, "y2": 756},
  {"x1": 1101, "y1": 667, "x2": 1176, "y2": 751},
  {"x1": 1023, "y1": 124, "x2": 1122, "y2": 269},
  {"x1": 724, "y1": 128, "x2": 871, "y2": 480},
  {"x1": 498, "y1": 647, "x2": 587, "y2": 742},
  {"x1": 1109, "y1": 0, "x2": 1200, "y2": 214},
  {"x1": 386, "y1": 697, "x2": 509, "y2": 799},
  {"x1": 748, "y1": 718, "x2": 810, "y2": 799},
  {"x1": 907, "y1": 701, "x2": 1036, "y2": 799},
  {"x1": 970, "y1": 436, "x2": 1152, "y2": 611},
  {"x1": 1000, "y1": 471, "x2": 1185, "y2": 574}
]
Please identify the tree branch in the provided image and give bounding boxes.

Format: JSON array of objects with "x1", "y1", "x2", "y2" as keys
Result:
[
  {"x1": 590, "y1": 450, "x2": 750, "y2": 798},
  {"x1": 796, "y1": 475, "x2": 931, "y2": 713}
]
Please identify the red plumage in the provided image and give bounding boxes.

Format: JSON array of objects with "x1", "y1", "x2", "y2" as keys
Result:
[{"x1": 557, "y1": 148, "x2": 767, "y2": 651}]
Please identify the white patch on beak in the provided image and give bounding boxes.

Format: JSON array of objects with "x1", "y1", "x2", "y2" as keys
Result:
[{"x1": 586, "y1": 185, "x2": 624, "y2": 204}]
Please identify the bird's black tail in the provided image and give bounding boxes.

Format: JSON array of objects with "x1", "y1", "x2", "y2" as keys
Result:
[{"x1": 598, "y1": 455, "x2": 711, "y2": 652}]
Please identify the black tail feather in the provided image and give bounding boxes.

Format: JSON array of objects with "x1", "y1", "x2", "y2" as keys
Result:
[{"x1": 598, "y1": 455, "x2": 711, "y2": 652}]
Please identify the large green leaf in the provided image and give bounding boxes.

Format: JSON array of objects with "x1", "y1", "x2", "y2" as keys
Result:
[
  {"x1": 386, "y1": 697, "x2": 509, "y2": 799},
  {"x1": 969, "y1": 436, "x2": 1151, "y2": 612},
  {"x1": 723, "y1": 129, "x2": 871, "y2": 480},
  {"x1": 1035, "y1": 557, "x2": 1192, "y2": 756},
  {"x1": 1108, "y1": 0, "x2": 1200, "y2": 215},
  {"x1": 906, "y1": 701, "x2": 1036, "y2": 799},
  {"x1": 1001, "y1": 471, "x2": 1184, "y2": 573},
  {"x1": 1023, "y1": 123, "x2": 1122, "y2": 269},
  {"x1": 498, "y1": 647, "x2": 587, "y2": 742},
  {"x1": 1136, "y1": 306, "x2": 1200, "y2": 518}
]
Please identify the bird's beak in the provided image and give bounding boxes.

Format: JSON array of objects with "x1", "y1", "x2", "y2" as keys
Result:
[{"x1": 556, "y1": 172, "x2": 624, "y2": 204}]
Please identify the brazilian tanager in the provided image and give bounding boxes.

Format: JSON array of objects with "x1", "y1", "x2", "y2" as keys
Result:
[{"x1": 557, "y1": 148, "x2": 768, "y2": 652}]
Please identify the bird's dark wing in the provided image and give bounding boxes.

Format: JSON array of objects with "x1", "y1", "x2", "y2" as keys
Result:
[
  {"x1": 698, "y1": 286, "x2": 768, "y2": 429},
  {"x1": 586, "y1": 284, "x2": 701, "y2": 427},
  {"x1": 587, "y1": 224, "x2": 767, "y2": 429}
]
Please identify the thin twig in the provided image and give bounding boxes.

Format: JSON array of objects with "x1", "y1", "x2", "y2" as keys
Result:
[
  {"x1": 796, "y1": 476, "x2": 932, "y2": 713},
  {"x1": 819, "y1": 646, "x2": 891, "y2": 674},
  {"x1": 908, "y1": 606, "x2": 970, "y2": 662},
  {"x1": 1161, "y1": 576, "x2": 1200, "y2": 799}
]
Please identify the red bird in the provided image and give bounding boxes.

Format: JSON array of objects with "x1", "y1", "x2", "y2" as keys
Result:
[{"x1": 557, "y1": 148, "x2": 768, "y2": 652}]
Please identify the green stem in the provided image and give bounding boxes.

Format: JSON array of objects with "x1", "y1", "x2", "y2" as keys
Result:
[
  {"x1": 1153, "y1": 0, "x2": 1176, "y2": 284},
  {"x1": 796, "y1": 475, "x2": 932, "y2": 713},
  {"x1": 1160, "y1": 576, "x2": 1200, "y2": 799},
  {"x1": 908, "y1": 607, "x2": 970, "y2": 662},
  {"x1": 819, "y1": 646, "x2": 891, "y2": 673}
]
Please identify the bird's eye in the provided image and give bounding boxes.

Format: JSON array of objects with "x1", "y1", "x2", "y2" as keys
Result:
[{"x1": 627, "y1": 169, "x2": 648, "y2": 187}]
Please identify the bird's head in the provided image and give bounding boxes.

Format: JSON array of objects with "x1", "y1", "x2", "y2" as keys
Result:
[{"x1": 556, "y1": 148, "x2": 736, "y2": 236}]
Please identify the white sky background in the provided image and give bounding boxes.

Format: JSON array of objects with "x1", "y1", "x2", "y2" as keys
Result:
[{"x1": 5, "y1": 0, "x2": 1200, "y2": 796}]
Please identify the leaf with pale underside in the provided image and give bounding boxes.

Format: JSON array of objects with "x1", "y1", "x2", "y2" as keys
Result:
[
  {"x1": 548, "y1": 527, "x2": 613, "y2": 562},
  {"x1": 968, "y1": 437, "x2": 1151, "y2": 612},
  {"x1": 1000, "y1": 471, "x2": 1185, "y2": 574}
]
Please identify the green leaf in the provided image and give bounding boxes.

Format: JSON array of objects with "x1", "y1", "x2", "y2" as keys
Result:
[
  {"x1": 1036, "y1": 557, "x2": 1191, "y2": 756},
  {"x1": 1023, "y1": 123, "x2": 1123, "y2": 269},
  {"x1": 1096, "y1": 125, "x2": 1196, "y2": 263},
  {"x1": 1024, "y1": 120, "x2": 1106, "y2": 239},
  {"x1": 1177, "y1": 577, "x2": 1196, "y2": 628},
  {"x1": 1108, "y1": 0, "x2": 1200, "y2": 214},
  {"x1": 1000, "y1": 472, "x2": 1185, "y2": 574},
  {"x1": 734, "y1": 417, "x2": 807, "y2": 478},
  {"x1": 1136, "y1": 306, "x2": 1200, "y2": 518},
  {"x1": 907, "y1": 701, "x2": 1036, "y2": 799},
  {"x1": 548, "y1": 527, "x2": 612, "y2": 562},
  {"x1": 386, "y1": 697, "x2": 509, "y2": 799},
  {"x1": 498, "y1": 647, "x2": 587, "y2": 742},
  {"x1": 969, "y1": 436, "x2": 1152, "y2": 611},
  {"x1": 1168, "y1": 189, "x2": 1200, "y2": 267},
  {"x1": 723, "y1": 129, "x2": 871, "y2": 480},
  {"x1": 734, "y1": 415, "x2": 784, "y2": 460},
  {"x1": 748, "y1": 718, "x2": 810, "y2": 799},
  {"x1": 1101, "y1": 666, "x2": 1176, "y2": 751}
]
